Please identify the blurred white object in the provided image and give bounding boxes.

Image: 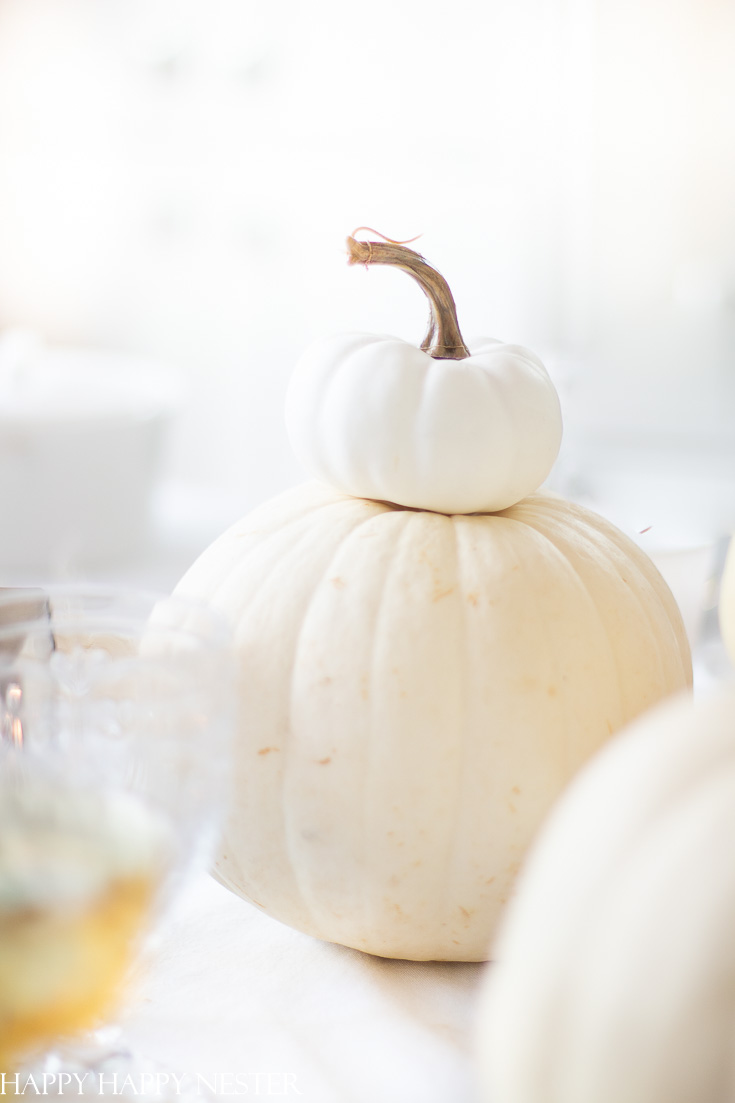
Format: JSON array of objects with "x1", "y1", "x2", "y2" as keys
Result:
[
  {"x1": 548, "y1": 435, "x2": 735, "y2": 654},
  {"x1": 474, "y1": 688, "x2": 735, "y2": 1103},
  {"x1": 0, "y1": 330, "x2": 180, "y2": 573},
  {"x1": 643, "y1": 543, "x2": 715, "y2": 654}
]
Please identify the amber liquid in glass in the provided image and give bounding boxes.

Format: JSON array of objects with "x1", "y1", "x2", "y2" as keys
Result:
[{"x1": 0, "y1": 871, "x2": 155, "y2": 1072}]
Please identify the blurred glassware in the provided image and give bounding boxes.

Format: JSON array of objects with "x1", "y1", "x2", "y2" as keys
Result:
[
  {"x1": 0, "y1": 331, "x2": 182, "y2": 576},
  {"x1": 0, "y1": 586, "x2": 234, "y2": 1078}
]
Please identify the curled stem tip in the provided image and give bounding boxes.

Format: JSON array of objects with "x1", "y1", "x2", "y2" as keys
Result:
[{"x1": 350, "y1": 226, "x2": 423, "y2": 245}]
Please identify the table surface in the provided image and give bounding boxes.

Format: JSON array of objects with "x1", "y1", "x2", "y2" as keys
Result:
[{"x1": 120, "y1": 874, "x2": 488, "y2": 1103}]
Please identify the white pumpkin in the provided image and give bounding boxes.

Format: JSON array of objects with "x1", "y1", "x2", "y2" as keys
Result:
[
  {"x1": 285, "y1": 236, "x2": 562, "y2": 514},
  {"x1": 475, "y1": 688, "x2": 735, "y2": 1103},
  {"x1": 174, "y1": 480, "x2": 691, "y2": 961},
  {"x1": 719, "y1": 535, "x2": 735, "y2": 668}
]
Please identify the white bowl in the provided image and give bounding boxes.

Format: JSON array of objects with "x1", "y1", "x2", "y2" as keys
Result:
[{"x1": 0, "y1": 337, "x2": 181, "y2": 572}]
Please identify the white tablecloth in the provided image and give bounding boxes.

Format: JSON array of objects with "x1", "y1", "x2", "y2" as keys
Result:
[{"x1": 120, "y1": 875, "x2": 487, "y2": 1103}]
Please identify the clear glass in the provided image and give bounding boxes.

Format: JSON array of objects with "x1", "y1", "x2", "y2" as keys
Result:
[{"x1": 0, "y1": 586, "x2": 234, "y2": 1086}]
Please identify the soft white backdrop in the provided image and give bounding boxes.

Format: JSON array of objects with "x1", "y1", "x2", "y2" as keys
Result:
[{"x1": 1, "y1": 0, "x2": 733, "y2": 524}]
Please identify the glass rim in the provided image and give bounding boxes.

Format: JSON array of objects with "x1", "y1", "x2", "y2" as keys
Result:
[{"x1": 0, "y1": 583, "x2": 231, "y2": 651}]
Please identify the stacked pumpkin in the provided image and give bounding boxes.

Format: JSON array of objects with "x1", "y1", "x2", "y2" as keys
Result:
[{"x1": 174, "y1": 232, "x2": 691, "y2": 961}]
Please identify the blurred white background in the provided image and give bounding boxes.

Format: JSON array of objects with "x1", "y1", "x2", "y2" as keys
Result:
[{"x1": 0, "y1": 0, "x2": 733, "y2": 628}]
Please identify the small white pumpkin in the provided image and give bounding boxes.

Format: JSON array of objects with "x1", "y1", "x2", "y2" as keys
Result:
[
  {"x1": 174, "y1": 480, "x2": 691, "y2": 960},
  {"x1": 285, "y1": 235, "x2": 562, "y2": 514},
  {"x1": 475, "y1": 688, "x2": 735, "y2": 1103}
]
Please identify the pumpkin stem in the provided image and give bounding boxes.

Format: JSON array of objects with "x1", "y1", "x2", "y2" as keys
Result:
[{"x1": 346, "y1": 235, "x2": 470, "y2": 360}]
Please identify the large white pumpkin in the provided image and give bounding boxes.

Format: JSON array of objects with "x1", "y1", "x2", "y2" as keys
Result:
[
  {"x1": 174, "y1": 479, "x2": 691, "y2": 960},
  {"x1": 475, "y1": 688, "x2": 735, "y2": 1103}
]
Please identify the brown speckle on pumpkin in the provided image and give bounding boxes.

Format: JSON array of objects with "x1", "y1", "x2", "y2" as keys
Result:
[
  {"x1": 317, "y1": 756, "x2": 332, "y2": 765},
  {"x1": 330, "y1": 577, "x2": 346, "y2": 589},
  {"x1": 257, "y1": 746, "x2": 279, "y2": 756}
]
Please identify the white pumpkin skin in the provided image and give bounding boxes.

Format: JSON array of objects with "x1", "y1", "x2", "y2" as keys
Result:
[
  {"x1": 285, "y1": 333, "x2": 563, "y2": 514},
  {"x1": 476, "y1": 689, "x2": 735, "y2": 1103},
  {"x1": 174, "y1": 480, "x2": 691, "y2": 961}
]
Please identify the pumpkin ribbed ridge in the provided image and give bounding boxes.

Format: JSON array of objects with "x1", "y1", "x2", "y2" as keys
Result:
[
  {"x1": 544, "y1": 496, "x2": 688, "y2": 692},
  {"x1": 285, "y1": 508, "x2": 416, "y2": 943},
  {"x1": 201, "y1": 489, "x2": 389, "y2": 931},
  {"x1": 359, "y1": 511, "x2": 467, "y2": 955},
  {"x1": 440, "y1": 518, "x2": 471, "y2": 951},
  {"x1": 174, "y1": 482, "x2": 691, "y2": 960},
  {"x1": 507, "y1": 497, "x2": 687, "y2": 718}
]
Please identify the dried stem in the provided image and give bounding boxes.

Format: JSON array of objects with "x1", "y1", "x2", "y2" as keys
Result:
[{"x1": 346, "y1": 236, "x2": 470, "y2": 360}]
